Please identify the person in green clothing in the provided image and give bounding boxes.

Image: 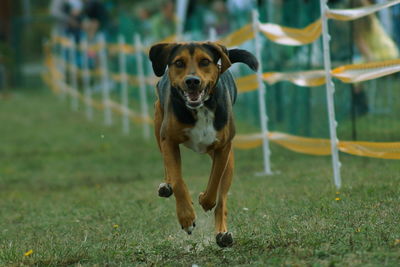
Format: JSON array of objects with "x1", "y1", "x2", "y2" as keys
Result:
[
  {"x1": 151, "y1": 0, "x2": 176, "y2": 41},
  {"x1": 352, "y1": 0, "x2": 399, "y2": 116}
]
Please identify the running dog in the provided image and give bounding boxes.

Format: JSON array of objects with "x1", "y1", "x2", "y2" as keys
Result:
[{"x1": 149, "y1": 42, "x2": 258, "y2": 247}]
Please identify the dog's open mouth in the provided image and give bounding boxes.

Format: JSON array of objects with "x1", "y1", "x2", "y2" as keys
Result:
[{"x1": 183, "y1": 90, "x2": 206, "y2": 109}]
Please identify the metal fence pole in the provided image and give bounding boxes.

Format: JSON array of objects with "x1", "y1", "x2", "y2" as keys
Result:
[
  {"x1": 134, "y1": 33, "x2": 150, "y2": 139},
  {"x1": 81, "y1": 37, "x2": 93, "y2": 120},
  {"x1": 98, "y1": 33, "x2": 112, "y2": 126},
  {"x1": 208, "y1": 27, "x2": 217, "y2": 41},
  {"x1": 68, "y1": 35, "x2": 79, "y2": 111},
  {"x1": 320, "y1": 0, "x2": 342, "y2": 189},
  {"x1": 58, "y1": 34, "x2": 68, "y2": 100},
  {"x1": 252, "y1": 9, "x2": 273, "y2": 175},
  {"x1": 118, "y1": 34, "x2": 130, "y2": 135}
]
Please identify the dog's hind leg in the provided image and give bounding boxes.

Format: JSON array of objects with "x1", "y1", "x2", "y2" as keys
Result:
[{"x1": 161, "y1": 139, "x2": 196, "y2": 234}]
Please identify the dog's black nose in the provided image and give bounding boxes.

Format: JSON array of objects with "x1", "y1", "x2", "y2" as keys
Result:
[{"x1": 185, "y1": 76, "x2": 201, "y2": 88}]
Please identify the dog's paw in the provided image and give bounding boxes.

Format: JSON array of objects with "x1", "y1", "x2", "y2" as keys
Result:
[
  {"x1": 158, "y1": 183, "x2": 173, "y2": 198},
  {"x1": 198, "y1": 192, "x2": 216, "y2": 211},
  {"x1": 177, "y1": 202, "x2": 196, "y2": 235},
  {"x1": 216, "y1": 232, "x2": 233, "y2": 248},
  {"x1": 181, "y1": 221, "x2": 196, "y2": 235}
]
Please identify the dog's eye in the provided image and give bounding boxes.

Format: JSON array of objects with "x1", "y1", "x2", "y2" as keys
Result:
[
  {"x1": 199, "y1": 59, "x2": 210, "y2": 67},
  {"x1": 174, "y1": 60, "x2": 185, "y2": 68}
]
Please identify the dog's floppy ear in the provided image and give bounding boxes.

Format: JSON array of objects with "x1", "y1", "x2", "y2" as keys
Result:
[
  {"x1": 228, "y1": 49, "x2": 258, "y2": 72},
  {"x1": 202, "y1": 42, "x2": 232, "y2": 74},
  {"x1": 149, "y1": 43, "x2": 177, "y2": 77}
]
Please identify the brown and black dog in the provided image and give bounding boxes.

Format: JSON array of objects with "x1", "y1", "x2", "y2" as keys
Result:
[{"x1": 149, "y1": 42, "x2": 258, "y2": 247}]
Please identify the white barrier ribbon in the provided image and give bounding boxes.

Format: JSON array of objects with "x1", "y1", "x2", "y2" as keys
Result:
[
  {"x1": 234, "y1": 131, "x2": 400, "y2": 159},
  {"x1": 331, "y1": 59, "x2": 400, "y2": 83},
  {"x1": 220, "y1": 24, "x2": 255, "y2": 48},
  {"x1": 327, "y1": 0, "x2": 400, "y2": 21},
  {"x1": 263, "y1": 70, "x2": 326, "y2": 87},
  {"x1": 258, "y1": 19, "x2": 322, "y2": 46}
]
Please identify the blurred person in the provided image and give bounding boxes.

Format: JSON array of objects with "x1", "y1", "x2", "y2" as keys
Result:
[
  {"x1": 204, "y1": 1, "x2": 230, "y2": 36},
  {"x1": 82, "y1": 0, "x2": 108, "y2": 41},
  {"x1": 353, "y1": 0, "x2": 399, "y2": 62},
  {"x1": 50, "y1": 0, "x2": 83, "y2": 41},
  {"x1": 151, "y1": 0, "x2": 176, "y2": 41},
  {"x1": 76, "y1": 0, "x2": 108, "y2": 74},
  {"x1": 114, "y1": 6, "x2": 151, "y2": 44},
  {"x1": 393, "y1": 4, "x2": 400, "y2": 48},
  {"x1": 352, "y1": 0, "x2": 399, "y2": 116},
  {"x1": 132, "y1": 6, "x2": 152, "y2": 39},
  {"x1": 226, "y1": 0, "x2": 254, "y2": 28},
  {"x1": 184, "y1": 0, "x2": 203, "y2": 35}
]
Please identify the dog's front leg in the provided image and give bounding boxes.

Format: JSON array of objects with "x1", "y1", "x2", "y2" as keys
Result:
[
  {"x1": 214, "y1": 145, "x2": 234, "y2": 247},
  {"x1": 199, "y1": 143, "x2": 234, "y2": 247},
  {"x1": 160, "y1": 139, "x2": 196, "y2": 234},
  {"x1": 199, "y1": 143, "x2": 232, "y2": 212}
]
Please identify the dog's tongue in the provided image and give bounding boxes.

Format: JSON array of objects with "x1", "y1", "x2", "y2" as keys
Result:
[{"x1": 188, "y1": 91, "x2": 200, "y2": 101}]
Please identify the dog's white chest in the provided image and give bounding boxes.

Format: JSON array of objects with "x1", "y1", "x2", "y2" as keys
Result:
[{"x1": 183, "y1": 107, "x2": 217, "y2": 153}]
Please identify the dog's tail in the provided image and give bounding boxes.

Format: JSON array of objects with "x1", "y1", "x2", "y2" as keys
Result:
[{"x1": 228, "y1": 49, "x2": 259, "y2": 72}]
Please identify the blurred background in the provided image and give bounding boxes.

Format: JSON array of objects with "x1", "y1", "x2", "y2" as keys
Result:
[{"x1": 1, "y1": 0, "x2": 400, "y2": 142}]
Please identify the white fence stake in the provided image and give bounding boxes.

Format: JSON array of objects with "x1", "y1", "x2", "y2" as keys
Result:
[
  {"x1": 176, "y1": 0, "x2": 189, "y2": 41},
  {"x1": 81, "y1": 37, "x2": 93, "y2": 120},
  {"x1": 68, "y1": 35, "x2": 79, "y2": 111},
  {"x1": 50, "y1": 29, "x2": 64, "y2": 97},
  {"x1": 134, "y1": 33, "x2": 150, "y2": 140},
  {"x1": 252, "y1": 9, "x2": 273, "y2": 175},
  {"x1": 59, "y1": 44, "x2": 68, "y2": 99},
  {"x1": 98, "y1": 33, "x2": 112, "y2": 126},
  {"x1": 118, "y1": 35, "x2": 130, "y2": 135},
  {"x1": 208, "y1": 27, "x2": 217, "y2": 41},
  {"x1": 320, "y1": 0, "x2": 342, "y2": 189}
]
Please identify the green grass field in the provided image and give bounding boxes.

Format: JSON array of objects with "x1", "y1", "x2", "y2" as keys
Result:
[{"x1": 1, "y1": 88, "x2": 399, "y2": 266}]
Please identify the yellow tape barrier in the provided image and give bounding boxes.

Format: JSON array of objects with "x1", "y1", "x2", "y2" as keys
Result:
[
  {"x1": 57, "y1": 49, "x2": 400, "y2": 92},
  {"x1": 327, "y1": 0, "x2": 400, "y2": 21},
  {"x1": 110, "y1": 72, "x2": 159, "y2": 87},
  {"x1": 332, "y1": 59, "x2": 400, "y2": 83},
  {"x1": 44, "y1": 54, "x2": 400, "y2": 159},
  {"x1": 101, "y1": 59, "x2": 400, "y2": 95},
  {"x1": 53, "y1": 34, "x2": 178, "y2": 55},
  {"x1": 263, "y1": 70, "x2": 326, "y2": 87},
  {"x1": 338, "y1": 141, "x2": 400, "y2": 159},
  {"x1": 259, "y1": 19, "x2": 322, "y2": 46},
  {"x1": 44, "y1": 55, "x2": 152, "y2": 125},
  {"x1": 237, "y1": 59, "x2": 400, "y2": 93},
  {"x1": 236, "y1": 74, "x2": 258, "y2": 93},
  {"x1": 55, "y1": 56, "x2": 158, "y2": 87},
  {"x1": 218, "y1": 1, "x2": 400, "y2": 47},
  {"x1": 63, "y1": 81, "x2": 153, "y2": 125},
  {"x1": 143, "y1": 35, "x2": 177, "y2": 55},
  {"x1": 234, "y1": 132, "x2": 400, "y2": 159},
  {"x1": 220, "y1": 24, "x2": 255, "y2": 47},
  {"x1": 108, "y1": 43, "x2": 136, "y2": 54}
]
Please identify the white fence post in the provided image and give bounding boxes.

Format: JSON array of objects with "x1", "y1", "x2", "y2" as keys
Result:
[
  {"x1": 176, "y1": 0, "x2": 189, "y2": 41},
  {"x1": 98, "y1": 33, "x2": 112, "y2": 126},
  {"x1": 320, "y1": 0, "x2": 342, "y2": 189},
  {"x1": 208, "y1": 27, "x2": 217, "y2": 41},
  {"x1": 68, "y1": 35, "x2": 79, "y2": 111},
  {"x1": 134, "y1": 33, "x2": 150, "y2": 140},
  {"x1": 118, "y1": 34, "x2": 130, "y2": 135},
  {"x1": 50, "y1": 30, "x2": 56, "y2": 89},
  {"x1": 252, "y1": 9, "x2": 273, "y2": 175},
  {"x1": 81, "y1": 37, "x2": 93, "y2": 120}
]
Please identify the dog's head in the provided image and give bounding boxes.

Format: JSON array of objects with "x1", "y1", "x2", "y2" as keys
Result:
[{"x1": 149, "y1": 42, "x2": 232, "y2": 109}]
